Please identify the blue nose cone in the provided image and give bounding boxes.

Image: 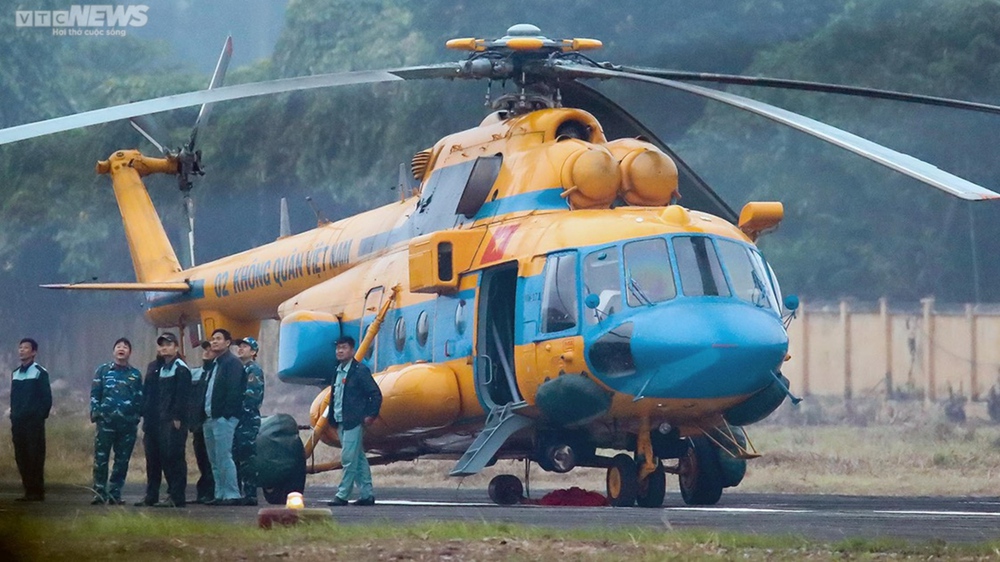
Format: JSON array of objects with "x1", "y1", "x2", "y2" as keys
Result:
[{"x1": 588, "y1": 301, "x2": 788, "y2": 400}]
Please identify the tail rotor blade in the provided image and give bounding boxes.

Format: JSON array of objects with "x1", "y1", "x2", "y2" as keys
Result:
[
  {"x1": 183, "y1": 193, "x2": 196, "y2": 268},
  {"x1": 189, "y1": 35, "x2": 234, "y2": 152},
  {"x1": 128, "y1": 116, "x2": 169, "y2": 155}
]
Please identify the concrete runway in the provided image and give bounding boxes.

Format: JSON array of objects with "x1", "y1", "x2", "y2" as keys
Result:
[{"x1": 3, "y1": 484, "x2": 999, "y2": 543}]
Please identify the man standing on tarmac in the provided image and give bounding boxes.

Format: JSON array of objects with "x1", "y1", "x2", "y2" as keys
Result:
[
  {"x1": 234, "y1": 336, "x2": 265, "y2": 506},
  {"x1": 90, "y1": 338, "x2": 143, "y2": 505},
  {"x1": 153, "y1": 333, "x2": 191, "y2": 507},
  {"x1": 203, "y1": 329, "x2": 246, "y2": 506},
  {"x1": 9, "y1": 338, "x2": 52, "y2": 502},
  {"x1": 326, "y1": 336, "x2": 382, "y2": 507},
  {"x1": 136, "y1": 349, "x2": 163, "y2": 506},
  {"x1": 188, "y1": 341, "x2": 215, "y2": 503}
]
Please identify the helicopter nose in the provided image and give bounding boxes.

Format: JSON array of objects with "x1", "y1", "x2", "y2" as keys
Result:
[{"x1": 587, "y1": 301, "x2": 788, "y2": 400}]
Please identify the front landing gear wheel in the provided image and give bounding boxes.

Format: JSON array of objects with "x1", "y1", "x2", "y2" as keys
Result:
[
  {"x1": 606, "y1": 453, "x2": 638, "y2": 507},
  {"x1": 678, "y1": 437, "x2": 724, "y2": 506},
  {"x1": 488, "y1": 474, "x2": 523, "y2": 505},
  {"x1": 636, "y1": 461, "x2": 666, "y2": 508}
]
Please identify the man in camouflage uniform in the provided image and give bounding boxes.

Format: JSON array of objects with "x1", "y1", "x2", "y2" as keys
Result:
[
  {"x1": 90, "y1": 337, "x2": 143, "y2": 505},
  {"x1": 233, "y1": 336, "x2": 264, "y2": 506}
]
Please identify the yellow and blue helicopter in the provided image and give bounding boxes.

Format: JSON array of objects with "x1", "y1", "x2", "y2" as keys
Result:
[{"x1": 3, "y1": 25, "x2": 999, "y2": 507}]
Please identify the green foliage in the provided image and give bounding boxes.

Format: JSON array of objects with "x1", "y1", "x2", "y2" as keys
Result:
[
  {"x1": 676, "y1": 0, "x2": 1000, "y2": 301},
  {"x1": 2, "y1": 0, "x2": 1000, "y2": 364}
]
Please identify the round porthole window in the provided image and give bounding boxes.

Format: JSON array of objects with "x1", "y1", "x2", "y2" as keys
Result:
[
  {"x1": 394, "y1": 316, "x2": 406, "y2": 352},
  {"x1": 455, "y1": 301, "x2": 467, "y2": 335},
  {"x1": 416, "y1": 311, "x2": 430, "y2": 347}
]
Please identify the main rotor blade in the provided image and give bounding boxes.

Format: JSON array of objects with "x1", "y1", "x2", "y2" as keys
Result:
[
  {"x1": 557, "y1": 64, "x2": 1000, "y2": 201},
  {"x1": 0, "y1": 64, "x2": 463, "y2": 146},
  {"x1": 616, "y1": 67, "x2": 1000, "y2": 117},
  {"x1": 189, "y1": 35, "x2": 233, "y2": 152}
]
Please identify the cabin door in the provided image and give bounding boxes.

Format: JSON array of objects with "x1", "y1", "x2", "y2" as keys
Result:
[{"x1": 474, "y1": 262, "x2": 522, "y2": 409}]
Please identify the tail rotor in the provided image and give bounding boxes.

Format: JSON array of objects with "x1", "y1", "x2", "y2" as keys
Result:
[{"x1": 127, "y1": 36, "x2": 233, "y2": 269}]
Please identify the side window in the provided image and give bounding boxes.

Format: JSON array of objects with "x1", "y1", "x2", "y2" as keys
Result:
[
  {"x1": 623, "y1": 238, "x2": 675, "y2": 306},
  {"x1": 715, "y1": 240, "x2": 757, "y2": 304},
  {"x1": 456, "y1": 155, "x2": 503, "y2": 218},
  {"x1": 540, "y1": 253, "x2": 579, "y2": 333},
  {"x1": 583, "y1": 247, "x2": 621, "y2": 324},
  {"x1": 673, "y1": 236, "x2": 731, "y2": 297}
]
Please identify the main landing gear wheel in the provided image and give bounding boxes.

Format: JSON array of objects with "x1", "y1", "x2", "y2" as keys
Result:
[
  {"x1": 678, "y1": 436, "x2": 724, "y2": 506},
  {"x1": 606, "y1": 453, "x2": 639, "y2": 507},
  {"x1": 636, "y1": 461, "x2": 666, "y2": 508},
  {"x1": 488, "y1": 474, "x2": 524, "y2": 505}
]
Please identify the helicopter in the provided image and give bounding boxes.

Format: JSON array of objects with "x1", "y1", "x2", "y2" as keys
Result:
[{"x1": 2, "y1": 24, "x2": 999, "y2": 507}]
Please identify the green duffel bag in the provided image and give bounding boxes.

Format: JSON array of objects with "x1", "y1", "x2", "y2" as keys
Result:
[{"x1": 256, "y1": 414, "x2": 307, "y2": 505}]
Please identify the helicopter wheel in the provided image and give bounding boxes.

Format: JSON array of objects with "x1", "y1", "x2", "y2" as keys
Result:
[
  {"x1": 636, "y1": 461, "x2": 666, "y2": 508},
  {"x1": 605, "y1": 453, "x2": 639, "y2": 507},
  {"x1": 678, "y1": 437, "x2": 724, "y2": 506},
  {"x1": 488, "y1": 474, "x2": 523, "y2": 505}
]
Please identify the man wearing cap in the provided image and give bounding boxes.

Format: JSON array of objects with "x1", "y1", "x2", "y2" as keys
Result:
[
  {"x1": 233, "y1": 336, "x2": 265, "y2": 506},
  {"x1": 326, "y1": 335, "x2": 382, "y2": 506},
  {"x1": 10, "y1": 338, "x2": 53, "y2": 502},
  {"x1": 202, "y1": 328, "x2": 246, "y2": 506},
  {"x1": 151, "y1": 333, "x2": 191, "y2": 507},
  {"x1": 90, "y1": 337, "x2": 143, "y2": 505}
]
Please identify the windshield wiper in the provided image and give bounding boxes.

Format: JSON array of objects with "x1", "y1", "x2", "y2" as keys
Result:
[
  {"x1": 751, "y1": 270, "x2": 770, "y2": 309},
  {"x1": 627, "y1": 273, "x2": 653, "y2": 307}
]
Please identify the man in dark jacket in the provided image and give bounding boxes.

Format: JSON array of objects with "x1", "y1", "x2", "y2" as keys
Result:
[
  {"x1": 202, "y1": 328, "x2": 246, "y2": 505},
  {"x1": 150, "y1": 333, "x2": 191, "y2": 507},
  {"x1": 135, "y1": 353, "x2": 163, "y2": 506},
  {"x1": 188, "y1": 341, "x2": 215, "y2": 503},
  {"x1": 326, "y1": 336, "x2": 382, "y2": 507},
  {"x1": 9, "y1": 338, "x2": 52, "y2": 502}
]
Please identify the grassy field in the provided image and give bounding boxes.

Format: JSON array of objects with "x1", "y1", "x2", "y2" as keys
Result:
[
  {"x1": 2, "y1": 511, "x2": 998, "y2": 561},
  {"x1": 3, "y1": 399, "x2": 1000, "y2": 496}
]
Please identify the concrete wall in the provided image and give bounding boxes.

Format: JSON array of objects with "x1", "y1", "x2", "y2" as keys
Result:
[{"x1": 783, "y1": 299, "x2": 1000, "y2": 401}]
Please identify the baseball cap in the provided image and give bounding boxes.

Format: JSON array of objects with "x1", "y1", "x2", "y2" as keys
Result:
[
  {"x1": 156, "y1": 332, "x2": 179, "y2": 345},
  {"x1": 235, "y1": 336, "x2": 259, "y2": 352}
]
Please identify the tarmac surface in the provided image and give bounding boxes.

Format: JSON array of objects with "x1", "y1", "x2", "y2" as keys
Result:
[{"x1": 3, "y1": 483, "x2": 999, "y2": 543}]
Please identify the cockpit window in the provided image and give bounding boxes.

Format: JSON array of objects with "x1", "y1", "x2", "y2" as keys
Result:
[
  {"x1": 623, "y1": 238, "x2": 676, "y2": 307},
  {"x1": 673, "y1": 236, "x2": 731, "y2": 297},
  {"x1": 583, "y1": 247, "x2": 621, "y2": 324},
  {"x1": 541, "y1": 253, "x2": 578, "y2": 333},
  {"x1": 716, "y1": 239, "x2": 777, "y2": 311}
]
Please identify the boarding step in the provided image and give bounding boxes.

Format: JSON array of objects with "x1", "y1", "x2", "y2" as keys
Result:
[{"x1": 449, "y1": 401, "x2": 531, "y2": 477}]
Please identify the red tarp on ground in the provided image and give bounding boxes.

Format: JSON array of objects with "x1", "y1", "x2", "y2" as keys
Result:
[{"x1": 524, "y1": 487, "x2": 609, "y2": 507}]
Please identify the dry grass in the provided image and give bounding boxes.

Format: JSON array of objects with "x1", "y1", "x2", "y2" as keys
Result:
[
  {"x1": 3, "y1": 512, "x2": 998, "y2": 561},
  {"x1": 3, "y1": 398, "x2": 1000, "y2": 497}
]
